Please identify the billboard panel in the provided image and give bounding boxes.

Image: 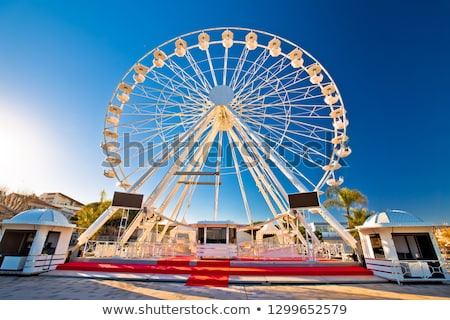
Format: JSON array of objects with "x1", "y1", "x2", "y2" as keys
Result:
[
  {"x1": 112, "y1": 192, "x2": 144, "y2": 209},
  {"x1": 288, "y1": 192, "x2": 320, "y2": 209}
]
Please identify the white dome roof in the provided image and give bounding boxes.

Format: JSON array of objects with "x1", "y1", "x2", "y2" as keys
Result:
[
  {"x1": 360, "y1": 209, "x2": 427, "y2": 228},
  {"x1": 2, "y1": 209, "x2": 75, "y2": 227}
]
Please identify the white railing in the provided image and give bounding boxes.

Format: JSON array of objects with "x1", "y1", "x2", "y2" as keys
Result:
[
  {"x1": 316, "y1": 243, "x2": 351, "y2": 260},
  {"x1": 365, "y1": 258, "x2": 403, "y2": 283},
  {"x1": 365, "y1": 258, "x2": 450, "y2": 284},
  {"x1": 23, "y1": 253, "x2": 66, "y2": 274},
  {"x1": 82, "y1": 240, "x2": 194, "y2": 259},
  {"x1": 80, "y1": 240, "x2": 356, "y2": 261},
  {"x1": 396, "y1": 259, "x2": 449, "y2": 280},
  {"x1": 197, "y1": 244, "x2": 238, "y2": 259}
]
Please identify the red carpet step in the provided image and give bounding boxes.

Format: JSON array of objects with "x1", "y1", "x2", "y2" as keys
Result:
[
  {"x1": 185, "y1": 274, "x2": 229, "y2": 287},
  {"x1": 57, "y1": 258, "x2": 371, "y2": 277}
]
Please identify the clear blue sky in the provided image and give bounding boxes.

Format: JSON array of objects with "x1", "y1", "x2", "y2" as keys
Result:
[{"x1": 1, "y1": 0, "x2": 449, "y2": 225}]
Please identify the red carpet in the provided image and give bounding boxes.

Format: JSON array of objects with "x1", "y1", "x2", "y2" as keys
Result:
[
  {"x1": 56, "y1": 258, "x2": 372, "y2": 287},
  {"x1": 185, "y1": 260, "x2": 230, "y2": 287},
  {"x1": 186, "y1": 274, "x2": 229, "y2": 287}
]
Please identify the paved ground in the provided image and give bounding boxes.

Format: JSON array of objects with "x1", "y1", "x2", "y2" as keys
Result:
[{"x1": 0, "y1": 274, "x2": 449, "y2": 300}]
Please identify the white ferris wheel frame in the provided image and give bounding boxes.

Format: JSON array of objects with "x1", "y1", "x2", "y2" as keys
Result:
[{"x1": 78, "y1": 27, "x2": 356, "y2": 249}]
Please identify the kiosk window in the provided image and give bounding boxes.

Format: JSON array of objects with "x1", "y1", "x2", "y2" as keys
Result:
[
  {"x1": 206, "y1": 227, "x2": 227, "y2": 244},
  {"x1": 370, "y1": 234, "x2": 385, "y2": 258},
  {"x1": 229, "y1": 228, "x2": 237, "y2": 244},
  {"x1": 197, "y1": 228, "x2": 205, "y2": 244}
]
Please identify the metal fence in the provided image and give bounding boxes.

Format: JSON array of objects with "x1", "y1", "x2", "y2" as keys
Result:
[{"x1": 81, "y1": 240, "x2": 349, "y2": 261}]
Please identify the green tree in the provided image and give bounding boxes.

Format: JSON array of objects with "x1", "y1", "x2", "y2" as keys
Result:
[
  {"x1": 71, "y1": 200, "x2": 115, "y2": 239},
  {"x1": 72, "y1": 200, "x2": 141, "y2": 240},
  {"x1": 324, "y1": 186, "x2": 368, "y2": 219},
  {"x1": 298, "y1": 225, "x2": 323, "y2": 242},
  {"x1": 324, "y1": 186, "x2": 371, "y2": 240},
  {"x1": 72, "y1": 201, "x2": 111, "y2": 228},
  {"x1": 346, "y1": 207, "x2": 374, "y2": 239}
]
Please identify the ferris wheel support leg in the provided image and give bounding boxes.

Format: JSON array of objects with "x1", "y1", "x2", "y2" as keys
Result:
[
  {"x1": 156, "y1": 185, "x2": 192, "y2": 242},
  {"x1": 232, "y1": 122, "x2": 319, "y2": 244},
  {"x1": 136, "y1": 221, "x2": 157, "y2": 242},
  {"x1": 227, "y1": 128, "x2": 288, "y2": 232},
  {"x1": 293, "y1": 211, "x2": 320, "y2": 245},
  {"x1": 127, "y1": 107, "x2": 216, "y2": 193},
  {"x1": 319, "y1": 206, "x2": 357, "y2": 250},
  {"x1": 227, "y1": 131, "x2": 253, "y2": 224},
  {"x1": 232, "y1": 118, "x2": 291, "y2": 207},
  {"x1": 231, "y1": 112, "x2": 357, "y2": 250},
  {"x1": 156, "y1": 129, "x2": 219, "y2": 241},
  {"x1": 119, "y1": 114, "x2": 217, "y2": 245},
  {"x1": 232, "y1": 114, "x2": 311, "y2": 192},
  {"x1": 71, "y1": 206, "x2": 120, "y2": 253}
]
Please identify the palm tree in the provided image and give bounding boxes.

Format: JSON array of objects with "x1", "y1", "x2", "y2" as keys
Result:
[
  {"x1": 324, "y1": 186, "x2": 371, "y2": 263},
  {"x1": 71, "y1": 200, "x2": 112, "y2": 239},
  {"x1": 324, "y1": 186, "x2": 368, "y2": 219},
  {"x1": 324, "y1": 186, "x2": 370, "y2": 238},
  {"x1": 346, "y1": 207, "x2": 374, "y2": 239}
]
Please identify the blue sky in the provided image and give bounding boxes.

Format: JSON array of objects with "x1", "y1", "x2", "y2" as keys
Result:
[{"x1": 0, "y1": 0, "x2": 449, "y2": 225}]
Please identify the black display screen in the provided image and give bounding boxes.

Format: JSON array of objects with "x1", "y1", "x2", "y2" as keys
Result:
[
  {"x1": 112, "y1": 192, "x2": 144, "y2": 209},
  {"x1": 288, "y1": 192, "x2": 320, "y2": 209}
]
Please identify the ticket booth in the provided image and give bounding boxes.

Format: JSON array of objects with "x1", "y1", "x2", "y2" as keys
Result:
[
  {"x1": 0, "y1": 209, "x2": 75, "y2": 274},
  {"x1": 357, "y1": 209, "x2": 450, "y2": 283},
  {"x1": 195, "y1": 220, "x2": 238, "y2": 259}
]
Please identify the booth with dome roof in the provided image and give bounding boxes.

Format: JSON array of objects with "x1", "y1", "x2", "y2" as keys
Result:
[
  {"x1": 0, "y1": 208, "x2": 75, "y2": 274},
  {"x1": 357, "y1": 209, "x2": 449, "y2": 283}
]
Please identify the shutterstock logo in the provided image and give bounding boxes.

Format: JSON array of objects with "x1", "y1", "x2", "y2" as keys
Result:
[{"x1": 101, "y1": 132, "x2": 347, "y2": 170}]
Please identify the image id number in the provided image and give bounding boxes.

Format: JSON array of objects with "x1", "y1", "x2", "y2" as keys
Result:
[{"x1": 268, "y1": 304, "x2": 347, "y2": 315}]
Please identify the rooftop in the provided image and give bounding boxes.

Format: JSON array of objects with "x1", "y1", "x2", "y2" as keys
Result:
[
  {"x1": 1, "y1": 208, "x2": 76, "y2": 228},
  {"x1": 358, "y1": 209, "x2": 429, "y2": 228}
]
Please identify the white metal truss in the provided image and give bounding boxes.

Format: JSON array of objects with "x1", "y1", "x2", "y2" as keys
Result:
[{"x1": 77, "y1": 27, "x2": 356, "y2": 251}]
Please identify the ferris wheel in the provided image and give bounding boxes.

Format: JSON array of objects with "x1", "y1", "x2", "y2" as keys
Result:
[{"x1": 99, "y1": 27, "x2": 353, "y2": 245}]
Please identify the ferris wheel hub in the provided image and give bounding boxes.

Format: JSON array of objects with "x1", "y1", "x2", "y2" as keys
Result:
[{"x1": 209, "y1": 85, "x2": 234, "y2": 106}]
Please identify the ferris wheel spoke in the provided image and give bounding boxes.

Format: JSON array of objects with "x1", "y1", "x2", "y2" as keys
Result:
[
  {"x1": 245, "y1": 126, "x2": 333, "y2": 164},
  {"x1": 223, "y1": 46, "x2": 229, "y2": 85},
  {"x1": 228, "y1": 128, "x2": 285, "y2": 221},
  {"x1": 233, "y1": 112, "x2": 320, "y2": 190},
  {"x1": 226, "y1": 131, "x2": 253, "y2": 224},
  {"x1": 262, "y1": 140, "x2": 319, "y2": 189},
  {"x1": 255, "y1": 120, "x2": 334, "y2": 145},
  {"x1": 236, "y1": 102, "x2": 330, "y2": 118},
  {"x1": 134, "y1": 75, "x2": 208, "y2": 105},
  {"x1": 134, "y1": 84, "x2": 206, "y2": 108},
  {"x1": 115, "y1": 120, "x2": 181, "y2": 141},
  {"x1": 231, "y1": 48, "x2": 274, "y2": 97},
  {"x1": 144, "y1": 70, "x2": 209, "y2": 108},
  {"x1": 274, "y1": 135, "x2": 334, "y2": 166},
  {"x1": 228, "y1": 45, "x2": 250, "y2": 89},
  {"x1": 290, "y1": 105, "x2": 331, "y2": 117},
  {"x1": 242, "y1": 65, "x2": 309, "y2": 98},
  {"x1": 232, "y1": 125, "x2": 290, "y2": 205},
  {"x1": 232, "y1": 127, "x2": 291, "y2": 215},
  {"x1": 205, "y1": 48, "x2": 218, "y2": 87},
  {"x1": 234, "y1": 55, "x2": 290, "y2": 102},
  {"x1": 163, "y1": 58, "x2": 211, "y2": 100},
  {"x1": 183, "y1": 49, "x2": 213, "y2": 92},
  {"x1": 237, "y1": 81, "x2": 322, "y2": 110},
  {"x1": 127, "y1": 109, "x2": 215, "y2": 193}
]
